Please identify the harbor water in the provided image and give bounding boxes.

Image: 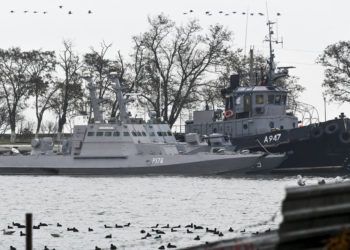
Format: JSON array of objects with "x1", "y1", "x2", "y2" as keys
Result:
[{"x1": 0, "y1": 175, "x2": 345, "y2": 250}]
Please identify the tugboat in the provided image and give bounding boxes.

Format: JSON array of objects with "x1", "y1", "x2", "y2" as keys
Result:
[
  {"x1": 0, "y1": 73, "x2": 285, "y2": 175},
  {"x1": 185, "y1": 21, "x2": 350, "y2": 170}
]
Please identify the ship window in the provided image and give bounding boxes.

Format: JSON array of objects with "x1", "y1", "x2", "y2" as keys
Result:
[
  {"x1": 255, "y1": 95, "x2": 264, "y2": 104},
  {"x1": 149, "y1": 132, "x2": 155, "y2": 136},
  {"x1": 137, "y1": 132, "x2": 142, "y2": 136},
  {"x1": 275, "y1": 95, "x2": 281, "y2": 105},
  {"x1": 162, "y1": 132, "x2": 167, "y2": 136},
  {"x1": 123, "y1": 132, "x2": 130, "y2": 136},
  {"x1": 268, "y1": 95, "x2": 274, "y2": 104},
  {"x1": 132, "y1": 131, "x2": 137, "y2": 136},
  {"x1": 96, "y1": 132, "x2": 104, "y2": 136},
  {"x1": 142, "y1": 132, "x2": 147, "y2": 136},
  {"x1": 113, "y1": 131, "x2": 120, "y2": 136},
  {"x1": 235, "y1": 96, "x2": 241, "y2": 105},
  {"x1": 157, "y1": 132, "x2": 162, "y2": 136},
  {"x1": 104, "y1": 132, "x2": 112, "y2": 136},
  {"x1": 167, "y1": 131, "x2": 172, "y2": 136},
  {"x1": 269, "y1": 122, "x2": 274, "y2": 128},
  {"x1": 87, "y1": 132, "x2": 95, "y2": 136},
  {"x1": 281, "y1": 95, "x2": 287, "y2": 105}
]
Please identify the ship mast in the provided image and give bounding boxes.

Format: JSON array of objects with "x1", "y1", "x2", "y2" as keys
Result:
[
  {"x1": 83, "y1": 75, "x2": 104, "y2": 123},
  {"x1": 265, "y1": 20, "x2": 283, "y2": 86},
  {"x1": 110, "y1": 72, "x2": 130, "y2": 123},
  {"x1": 249, "y1": 47, "x2": 255, "y2": 85}
]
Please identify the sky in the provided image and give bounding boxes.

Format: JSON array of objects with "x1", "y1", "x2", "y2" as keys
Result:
[{"x1": 1, "y1": 0, "x2": 350, "y2": 124}]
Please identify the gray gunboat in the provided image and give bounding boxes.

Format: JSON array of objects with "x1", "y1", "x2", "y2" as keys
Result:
[{"x1": 0, "y1": 74, "x2": 285, "y2": 176}]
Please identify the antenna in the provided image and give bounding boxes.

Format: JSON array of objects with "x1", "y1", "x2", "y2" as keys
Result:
[
  {"x1": 265, "y1": 0, "x2": 270, "y2": 22},
  {"x1": 243, "y1": 6, "x2": 250, "y2": 55},
  {"x1": 264, "y1": 21, "x2": 283, "y2": 85},
  {"x1": 249, "y1": 47, "x2": 254, "y2": 85}
]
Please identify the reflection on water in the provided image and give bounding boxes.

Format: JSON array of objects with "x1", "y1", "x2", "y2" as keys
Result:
[{"x1": 0, "y1": 175, "x2": 344, "y2": 249}]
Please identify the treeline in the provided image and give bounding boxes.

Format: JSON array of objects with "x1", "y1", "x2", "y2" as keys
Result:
[{"x1": 0, "y1": 14, "x2": 304, "y2": 143}]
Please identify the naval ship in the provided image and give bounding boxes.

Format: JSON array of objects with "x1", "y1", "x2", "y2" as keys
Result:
[
  {"x1": 185, "y1": 21, "x2": 350, "y2": 169},
  {"x1": 0, "y1": 73, "x2": 286, "y2": 175}
]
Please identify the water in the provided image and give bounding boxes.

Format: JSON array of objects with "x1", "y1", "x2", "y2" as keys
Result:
[{"x1": 0, "y1": 175, "x2": 343, "y2": 250}]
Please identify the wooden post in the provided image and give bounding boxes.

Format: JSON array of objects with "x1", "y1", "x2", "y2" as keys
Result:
[{"x1": 26, "y1": 213, "x2": 32, "y2": 250}]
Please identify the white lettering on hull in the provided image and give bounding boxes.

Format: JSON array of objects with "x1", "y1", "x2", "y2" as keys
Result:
[
  {"x1": 263, "y1": 133, "x2": 281, "y2": 144},
  {"x1": 152, "y1": 157, "x2": 164, "y2": 165}
]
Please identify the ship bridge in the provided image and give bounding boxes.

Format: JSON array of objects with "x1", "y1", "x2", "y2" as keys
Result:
[
  {"x1": 185, "y1": 75, "x2": 298, "y2": 138},
  {"x1": 232, "y1": 85, "x2": 289, "y2": 119}
]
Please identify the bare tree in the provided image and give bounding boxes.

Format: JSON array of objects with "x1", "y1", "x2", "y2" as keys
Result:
[
  {"x1": 132, "y1": 14, "x2": 232, "y2": 127},
  {"x1": 317, "y1": 41, "x2": 350, "y2": 103},
  {"x1": 0, "y1": 102, "x2": 9, "y2": 134},
  {"x1": 0, "y1": 48, "x2": 34, "y2": 142},
  {"x1": 27, "y1": 50, "x2": 58, "y2": 137},
  {"x1": 83, "y1": 42, "x2": 113, "y2": 99},
  {"x1": 51, "y1": 41, "x2": 83, "y2": 140}
]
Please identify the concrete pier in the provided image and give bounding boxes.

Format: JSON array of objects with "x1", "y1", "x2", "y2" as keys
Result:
[{"x1": 183, "y1": 181, "x2": 350, "y2": 250}]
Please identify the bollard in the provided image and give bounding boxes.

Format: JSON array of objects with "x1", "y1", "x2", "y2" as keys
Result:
[
  {"x1": 277, "y1": 182, "x2": 350, "y2": 250},
  {"x1": 26, "y1": 213, "x2": 32, "y2": 250}
]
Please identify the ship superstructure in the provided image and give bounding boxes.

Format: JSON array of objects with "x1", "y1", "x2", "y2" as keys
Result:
[
  {"x1": 186, "y1": 21, "x2": 297, "y2": 145},
  {"x1": 185, "y1": 21, "x2": 350, "y2": 169}
]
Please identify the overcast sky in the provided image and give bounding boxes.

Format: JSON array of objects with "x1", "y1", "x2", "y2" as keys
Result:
[{"x1": 1, "y1": 0, "x2": 350, "y2": 123}]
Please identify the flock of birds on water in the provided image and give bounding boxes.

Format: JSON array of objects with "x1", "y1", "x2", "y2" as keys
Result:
[
  {"x1": 296, "y1": 175, "x2": 345, "y2": 187},
  {"x1": 1, "y1": 176, "x2": 346, "y2": 249},
  {"x1": 1, "y1": 175, "x2": 346, "y2": 249},
  {"x1": 1, "y1": 220, "x2": 273, "y2": 250}
]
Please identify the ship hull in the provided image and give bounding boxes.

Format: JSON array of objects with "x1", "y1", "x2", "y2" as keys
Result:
[
  {"x1": 0, "y1": 152, "x2": 283, "y2": 176},
  {"x1": 230, "y1": 118, "x2": 350, "y2": 169}
]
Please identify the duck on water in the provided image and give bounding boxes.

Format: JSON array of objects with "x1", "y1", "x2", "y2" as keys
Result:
[{"x1": 0, "y1": 72, "x2": 286, "y2": 176}]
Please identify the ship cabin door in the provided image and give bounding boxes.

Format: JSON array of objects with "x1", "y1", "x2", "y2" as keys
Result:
[{"x1": 243, "y1": 95, "x2": 251, "y2": 116}]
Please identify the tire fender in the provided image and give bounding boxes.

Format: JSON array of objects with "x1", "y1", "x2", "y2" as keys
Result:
[{"x1": 325, "y1": 123, "x2": 339, "y2": 135}]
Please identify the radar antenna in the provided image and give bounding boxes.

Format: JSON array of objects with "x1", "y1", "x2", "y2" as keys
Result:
[{"x1": 265, "y1": 20, "x2": 283, "y2": 85}]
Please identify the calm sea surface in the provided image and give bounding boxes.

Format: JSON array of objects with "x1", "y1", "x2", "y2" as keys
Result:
[{"x1": 0, "y1": 175, "x2": 346, "y2": 250}]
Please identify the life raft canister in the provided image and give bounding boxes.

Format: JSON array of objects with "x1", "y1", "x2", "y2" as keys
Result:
[{"x1": 224, "y1": 110, "x2": 234, "y2": 118}]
